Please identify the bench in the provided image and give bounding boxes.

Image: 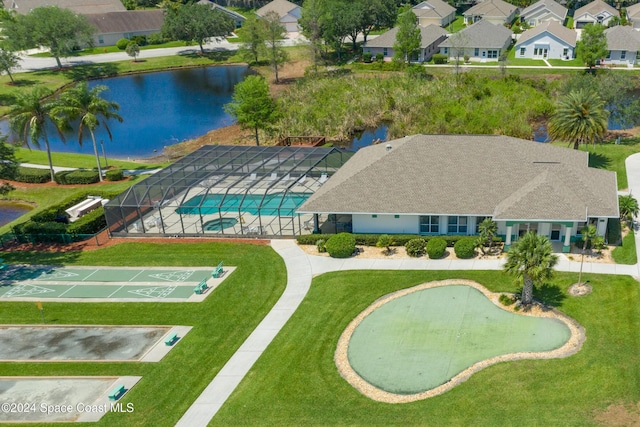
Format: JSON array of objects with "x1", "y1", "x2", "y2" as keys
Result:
[
  {"x1": 108, "y1": 385, "x2": 126, "y2": 401},
  {"x1": 164, "y1": 332, "x2": 178, "y2": 346},
  {"x1": 212, "y1": 261, "x2": 224, "y2": 278},
  {"x1": 193, "y1": 279, "x2": 208, "y2": 295}
]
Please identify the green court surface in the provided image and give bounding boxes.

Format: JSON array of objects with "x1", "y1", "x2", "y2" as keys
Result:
[
  {"x1": 5, "y1": 266, "x2": 212, "y2": 284},
  {"x1": 347, "y1": 285, "x2": 571, "y2": 395},
  {"x1": 0, "y1": 283, "x2": 195, "y2": 299}
]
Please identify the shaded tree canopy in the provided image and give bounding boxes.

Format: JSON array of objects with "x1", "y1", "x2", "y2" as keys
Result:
[
  {"x1": 576, "y1": 23, "x2": 608, "y2": 68},
  {"x1": 162, "y1": 3, "x2": 235, "y2": 53}
]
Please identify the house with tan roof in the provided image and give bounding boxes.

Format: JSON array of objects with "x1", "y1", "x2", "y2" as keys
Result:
[
  {"x1": 604, "y1": 25, "x2": 640, "y2": 65},
  {"x1": 574, "y1": 0, "x2": 618, "y2": 28},
  {"x1": 439, "y1": 20, "x2": 513, "y2": 61},
  {"x1": 6, "y1": 0, "x2": 125, "y2": 14},
  {"x1": 626, "y1": 2, "x2": 640, "y2": 29},
  {"x1": 297, "y1": 135, "x2": 618, "y2": 252},
  {"x1": 463, "y1": 0, "x2": 518, "y2": 26},
  {"x1": 256, "y1": 0, "x2": 301, "y2": 33},
  {"x1": 363, "y1": 24, "x2": 448, "y2": 62},
  {"x1": 86, "y1": 10, "x2": 164, "y2": 46},
  {"x1": 412, "y1": 0, "x2": 456, "y2": 28},
  {"x1": 520, "y1": 0, "x2": 568, "y2": 27},
  {"x1": 515, "y1": 21, "x2": 576, "y2": 60}
]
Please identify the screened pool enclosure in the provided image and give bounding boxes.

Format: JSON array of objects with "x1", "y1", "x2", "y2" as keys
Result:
[{"x1": 105, "y1": 145, "x2": 353, "y2": 237}]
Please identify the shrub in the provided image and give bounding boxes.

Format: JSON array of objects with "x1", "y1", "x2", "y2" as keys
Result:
[
  {"x1": 14, "y1": 167, "x2": 50, "y2": 183},
  {"x1": 116, "y1": 38, "x2": 130, "y2": 50},
  {"x1": 130, "y1": 35, "x2": 147, "y2": 46},
  {"x1": 297, "y1": 233, "x2": 502, "y2": 247},
  {"x1": 316, "y1": 239, "x2": 326, "y2": 253},
  {"x1": 499, "y1": 293, "x2": 516, "y2": 306},
  {"x1": 67, "y1": 207, "x2": 107, "y2": 235},
  {"x1": 147, "y1": 33, "x2": 166, "y2": 45},
  {"x1": 362, "y1": 52, "x2": 372, "y2": 63},
  {"x1": 426, "y1": 237, "x2": 447, "y2": 259},
  {"x1": 376, "y1": 234, "x2": 394, "y2": 255},
  {"x1": 463, "y1": 54, "x2": 470, "y2": 63},
  {"x1": 55, "y1": 170, "x2": 100, "y2": 185},
  {"x1": 375, "y1": 52, "x2": 384, "y2": 62},
  {"x1": 454, "y1": 237, "x2": 476, "y2": 258},
  {"x1": 325, "y1": 232, "x2": 356, "y2": 258},
  {"x1": 405, "y1": 238, "x2": 426, "y2": 257},
  {"x1": 592, "y1": 236, "x2": 606, "y2": 254},
  {"x1": 432, "y1": 53, "x2": 448, "y2": 64},
  {"x1": 105, "y1": 169, "x2": 124, "y2": 181},
  {"x1": 406, "y1": 64, "x2": 429, "y2": 79}
]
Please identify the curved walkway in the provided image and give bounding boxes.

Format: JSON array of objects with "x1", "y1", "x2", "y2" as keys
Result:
[{"x1": 625, "y1": 152, "x2": 640, "y2": 277}]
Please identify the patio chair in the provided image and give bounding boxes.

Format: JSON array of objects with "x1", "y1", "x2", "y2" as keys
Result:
[
  {"x1": 268, "y1": 172, "x2": 277, "y2": 183},
  {"x1": 245, "y1": 173, "x2": 257, "y2": 185},
  {"x1": 318, "y1": 173, "x2": 328, "y2": 185},
  {"x1": 281, "y1": 173, "x2": 291, "y2": 184},
  {"x1": 297, "y1": 175, "x2": 307, "y2": 185}
]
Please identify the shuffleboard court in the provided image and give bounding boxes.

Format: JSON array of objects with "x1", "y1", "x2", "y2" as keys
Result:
[
  {"x1": 0, "y1": 283, "x2": 196, "y2": 300},
  {"x1": 13, "y1": 267, "x2": 212, "y2": 283}
]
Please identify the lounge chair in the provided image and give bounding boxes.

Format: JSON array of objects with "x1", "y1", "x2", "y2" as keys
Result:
[
  {"x1": 318, "y1": 173, "x2": 328, "y2": 185},
  {"x1": 245, "y1": 173, "x2": 257, "y2": 185},
  {"x1": 268, "y1": 172, "x2": 277, "y2": 183},
  {"x1": 297, "y1": 175, "x2": 307, "y2": 185},
  {"x1": 281, "y1": 173, "x2": 291, "y2": 184}
]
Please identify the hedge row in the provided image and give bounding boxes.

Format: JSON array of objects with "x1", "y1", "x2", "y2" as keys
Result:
[
  {"x1": 15, "y1": 167, "x2": 51, "y2": 183},
  {"x1": 55, "y1": 170, "x2": 100, "y2": 185},
  {"x1": 106, "y1": 169, "x2": 124, "y2": 181},
  {"x1": 297, "y1": 233, "x2": 502, "y2": 247}
]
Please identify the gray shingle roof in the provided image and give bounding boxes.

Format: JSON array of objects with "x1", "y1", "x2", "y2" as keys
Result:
[
  {"x1": 412, "y1": 0, "x2": 456, "y2": 19},
  {"x1": 7, "y1": 0, "x2": 125, "y2": 14},
  {"x1": 520, "y1": 0, "x2": 568, "y2": 21},
  {"x1": 364, "y1": 24, "x2": 447, "y2": 49},
  {"x1": 627, "y1": 2, "x2": 640, "y2": 19},
  {"x1": 605, "y1": 25, "x2": 640, "y2": 51},
  {"x1": 440, "y1": 19, "x2": 513, "y2": 49},
  {"x1": 196, "y1": 1, "x2": 246, "y2": 21},
  {"x1": 574, "y1": 0, "x2": 618, "y2": 19},
  {"x1": 516, "y1": 20, "x2": 576, "y2": 46},
  {"x1": 86, "y1": 10, "x2": 164, "y2": 34},
  {"x1": 464, "y1": 0, "x2": 517, "y2": 18},
  {"x1": 298, "y1": 135, "x2": 618, "y2": 221},
  {"x1": 256, "y1": 0, "x2": 298, "y2": 18}
]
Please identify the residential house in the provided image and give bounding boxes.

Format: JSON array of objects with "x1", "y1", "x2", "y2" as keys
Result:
[
  {"x1": 573, "y1": 0, "x2": 618, "y2": 28},
  {"x1": 520, "y1": 0, "x2": 568, "y2": 26},
  {"x1": 196, "y1": 0, "x2": 246, "y2": 28},
  {"x1": 256, "y1": 0, "x2": 301, "y2": 33},
  {"x1": 439, "y1": 20, "x2": 513, "y2": 61},
  {"x1": 515, "y1": 21, "x2": 576, "y2": 60},
  {"x1": 86, "y1": 10, "x2": 164, "y2": 47},
  {"x1": 626, "y1": 2, "x2": 640, "y2": 29},
  {"x1": 298, "y1": 135, "x2": 618, "y2": 253},
  {"x1": 412, "y1": 0, "x2": 457, "y2": 28},
  {"x1": 363, "y1": 25, "x2": 448, "y2": 62},
  {"x1": 463, "y1": 0, "x2": 518, "y2": 26},
  {"x1": 604, "y1": 25, "x2": 640, "y2": 65},
  {"x1": 6, "y1": 0, "x2": 125, "y2": 14}
]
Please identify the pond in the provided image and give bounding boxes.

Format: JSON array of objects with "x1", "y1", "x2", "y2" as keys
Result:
[
  {"x1": 4, "y1": 65, "x2": 252, "y2": 159},
  {"x1": 0, "y1": 201, "x2": 32, "y2": 227}
]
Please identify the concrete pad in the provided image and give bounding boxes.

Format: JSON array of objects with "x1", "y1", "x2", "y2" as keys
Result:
[
  {"x1": 139, "y1": 326, "x2": 193, "y2": 362},
  {"x1": 187, "y1": 267, "x2": 237, "y2": 302}
]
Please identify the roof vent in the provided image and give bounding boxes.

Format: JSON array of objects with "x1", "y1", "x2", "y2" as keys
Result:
[{"x1": 386, "y1": 144, "x2": 392, "y2": 152}]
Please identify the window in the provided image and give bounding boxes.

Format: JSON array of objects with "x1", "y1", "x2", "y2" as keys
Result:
[
  {"x1": 383, "y1": 48, "x2": 388, "y2": 56},
  {"x1": 597, "y1": 15, "x2": 604, "y2": 24},
  {"x1": 475, "y1": 216, "x2": 488, "y2": 234},
  {"x1": 563, "y1": 48, "x2": 568, "y2": 57},
  {"x1": 371, "y1": 214, "x2": 377, "y2": 218},
  {"x1": 98, "y1": 36, "x2": 104, "y2": 45},
  {"x1": 419, "y1": 216, "x2": 439, "y2": 233},
  {"x1": 474, "y1": 48, "x2": 479, "y2": 56},
  {"x1": 443, "y1": 47, "x2": 448, "y2": 54},
  {"x1": 394, "y1": 214, "x2": 400, "y2": 219},
  {"x1": 448, "y1": 216, "x2": 468, "y2": 234},
  {"x1": 606, "y1": 50, "x2": 611, "y2": 59},
  {"x1": 487, "y1": 50, "x2": 498, "y2": 58},
  {"x1": 622, "y1": 50, "x2": 627, "y2": 59},
  {"x1": 520, "y1": 47, "x2": 525, "y2": 56}
]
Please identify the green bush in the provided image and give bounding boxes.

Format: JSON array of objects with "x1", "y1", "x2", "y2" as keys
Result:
[
  {"x1": 297, "y1": 233, "x2": 502, "y2": 247},
  {"x1": 432, "y1": 53, "x2": 448, "y2": 64},
  {"x1": 130, "y1": 35, "x2": 147, "y2": 46},
  {"x1": 55, "y1": 170, "x2": 100, "y2": 185},
  {"x1": 426, "y1": 237, "x2": 447, "y2": 259},
  {"x1": 325, "y1": 233, "x2": 356, "y2": 258},
  {"x1": 362, "y1": 52, "x2": 372, "y2": 63},
  {"x1": 68, "y1": 207, "x2": 107, "y2": 235},
  {"x1": 316, "y1": 239, "x2": 326, "y2": 253},
  {"x1": 499, "y1": 294, "x2": 516, "y2": 306},
  {"x1": 454, "y1": 237, "x2": 476, "y2": 259},
  {"x1": 14, "y1": 167, "x2": 51, "y2": 183},
  {"x1": 116, "y1": 38, "x2": 130, "y2": 50},
  {"x1": 405, "y1": 238, "x2": 426, "y2": 257},
  {"x1": 375, "y1": 52, "x2": 384, "y2": 62},
  {"x1": 105, "y1": 169, "x2": 124, "y2": 181},
  {"x1": 147, "y1": 33, "x2": 166, "y2": 45}
]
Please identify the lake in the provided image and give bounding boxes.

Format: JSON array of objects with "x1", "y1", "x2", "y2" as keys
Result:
[
  {"x1": 0, "y1": 201, "x2": 31, "y2": 227},
  {"x1": 5, "y1": 65, "x2": 252, "y2": 159}
]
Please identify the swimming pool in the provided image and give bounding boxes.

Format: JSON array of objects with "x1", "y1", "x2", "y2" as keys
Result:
[
  {"x1": 176, "y1": 192, "x2": 312, "y2": 216},
  {"x1": 203, "y1": 217, "x2": 238, "y2": 231}
]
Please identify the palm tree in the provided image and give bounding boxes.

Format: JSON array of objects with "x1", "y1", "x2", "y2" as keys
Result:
[
  {"x1": 9, "y1": 87, "x2": 64, "y2": 182},
  {"x1": 577, "y1": 224, "x2": 597, "y2": 286},
  {"x1": 478, "y1": 218, "x2": 498, "y2": 253},
  {"x1": 54, "y1": 82, "x2": 122, "y2": 182},
  {"x1": 619, "y1": 194, "x2": 639, "y2": 224},
  {"x1": 503, "y1": 231, "x2": 559, "y2": 305},
  {"x1": 548, "y1": 89, "x2": 609, "y2": 150}
]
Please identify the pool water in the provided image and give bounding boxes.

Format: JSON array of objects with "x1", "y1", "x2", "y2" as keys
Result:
[
  {"x1": 176, "y1": 192, "x2": 312, "y2": 216},
  {"x1": 203, "y1": 217, "x2": 238, "y2": 231}
]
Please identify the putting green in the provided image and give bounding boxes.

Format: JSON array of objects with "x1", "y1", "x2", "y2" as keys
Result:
[{"x1": 347, "y1": 285, "x2": 572, "y2": 395}]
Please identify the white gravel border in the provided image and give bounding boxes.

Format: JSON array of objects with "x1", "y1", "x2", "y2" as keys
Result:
[{"x1": 334, "y1": 279, "x2": 586, "y2": 403}]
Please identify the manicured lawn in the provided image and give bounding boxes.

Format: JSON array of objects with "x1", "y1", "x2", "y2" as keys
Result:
[
  {"x1": 612, "y1": 231, "x2": 637, "y2": 264},
  {"x1": 15, "y1": 147, "x2": 166, "y2": 170},
  {"x1": 446, "y1": 15, "x2": 465, "y2": 33},
  {"x1": 548, "y1": 57, "x2": 585, "y2": 67},
  {"x1": 0, "y1": 241, "x2": 286, "y2": 427},
  {"x1": 566, "y1": 16, "x2": 574, "y2": 28},
  {"x1": 212, "y1": 270, "x2": 640, "y2": 426},
  {"x1": 578, "y1": 139, "x2": 640, "y2": 190}
]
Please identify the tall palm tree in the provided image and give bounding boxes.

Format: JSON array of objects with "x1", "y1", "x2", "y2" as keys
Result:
[
  {"x1": 577, "y1": 224, "x2": 597, "y2": 287},
  {"x1": 54, "y1": 82, "x2": 122, "y2": 182},
  {"x1": 9, "y1": 87, "x2": 64, "y2": 183},
  {"x1": 548, "y1": 89, "x2": 609, "y2": 150},
  {"x1": 504, "y1": 231, "x2": 559, "y2": 305}
]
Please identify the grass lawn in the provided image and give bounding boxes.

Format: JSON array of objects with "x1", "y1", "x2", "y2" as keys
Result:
[
  {"x1": 0, "y1": 241, "x2": 287, "y2": 427},
  {"x1": 505, "y1": 46, "x2": 548, "y2": 66},
  {"x1": 212, "y1": 270, "x2": 640, "y2": 426},
  {"x1": 30, "y1": 41, "x2": 199, "y2": 57},
  {"x1": 612, "y1": 231, "x2": 637, "y2": 264},
  {"x1": 446, "y1": 15, "x2": 465, "y2": 33},
  {"x1": 566, "y1": 16, "x2": 574, "y2": 28},
  {"x1": 15, "y1": 147, "x2": 167, "y2": 170},
  {"x1": 548, "y1": 57, "x2": 585, "y2": 67}
]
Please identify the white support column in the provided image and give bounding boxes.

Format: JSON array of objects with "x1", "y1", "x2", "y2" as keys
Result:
[
  {"x1": 505, "y1": 225, "x2": 512, "y2": 246},
  {"x1": 563, "y1": 226, "x2": 572, "y2": 253}
]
